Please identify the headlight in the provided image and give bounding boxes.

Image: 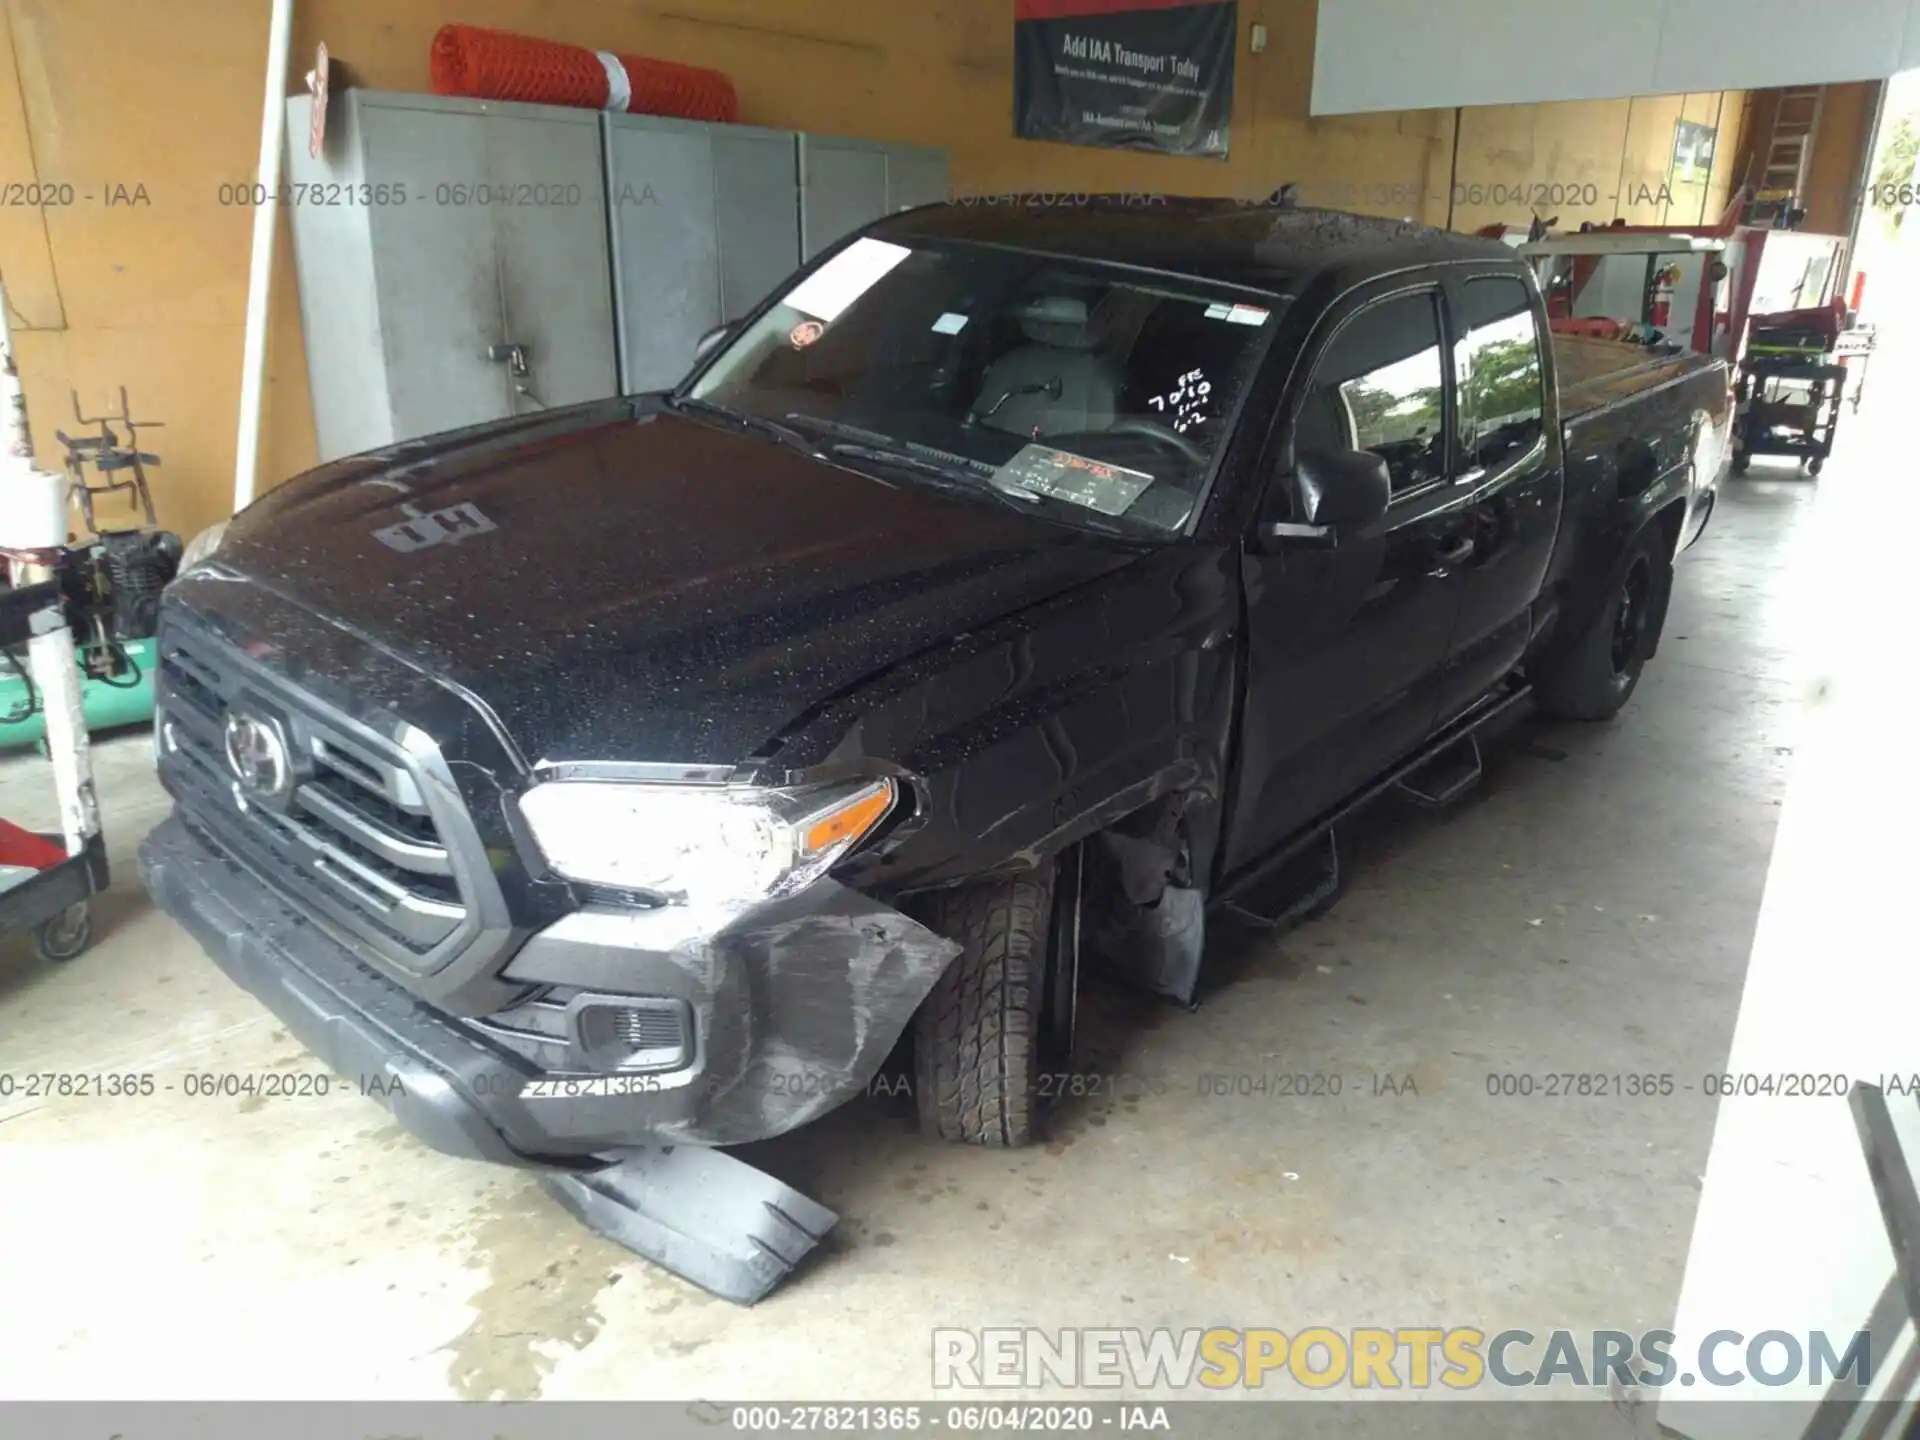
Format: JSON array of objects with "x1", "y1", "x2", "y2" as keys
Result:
[
  {"x1": 180, "y1": 520, "x2": 230, "y2": 571},
  {"x1": 517, "y1": 776, "x2": 898, "y2": 909}
]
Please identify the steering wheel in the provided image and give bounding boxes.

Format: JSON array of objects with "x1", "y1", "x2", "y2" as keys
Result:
[{"x1": 1101, "y1": 416, "x2": 1208, "y2": 466}]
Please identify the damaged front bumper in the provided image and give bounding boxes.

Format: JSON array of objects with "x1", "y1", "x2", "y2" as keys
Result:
[{"x1": 139, "y1": 813, "x2": 958, "y2": 1166}]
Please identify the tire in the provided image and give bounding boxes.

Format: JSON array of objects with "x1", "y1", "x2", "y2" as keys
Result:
[
  {"x1": 1809, "y1": 457, "x2": 1825, "y2": 476},
  {"x1": 35, "y1": 903, "x2": 91, "y2": 963},
  {"x1": 1732, "y1": 452, "x2": 1751, "y2": 476},
  {"x1": 911, "y1": 865, "x2": 1053, "y2": 1147},
  {"x1": 1535, "y1": 532, "x2": 1672, "y2": 722}
]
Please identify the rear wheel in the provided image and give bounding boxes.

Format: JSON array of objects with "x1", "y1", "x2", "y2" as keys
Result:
[
  {"x1": 912, "y1": 865, "x2": 1053, "y2": 1147},
  {"x1": 1535, "y1": 532, "x2": 1671, "y2": 722}
]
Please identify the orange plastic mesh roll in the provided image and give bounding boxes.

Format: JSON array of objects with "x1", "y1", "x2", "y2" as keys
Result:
[{"x1": 430, "y1": 24, "x2": 740, "y2": 124}]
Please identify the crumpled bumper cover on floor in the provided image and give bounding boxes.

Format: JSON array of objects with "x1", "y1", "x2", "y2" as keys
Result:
[{"x1": 138, "y1": 813, "x2": 959, "y2": 1164}]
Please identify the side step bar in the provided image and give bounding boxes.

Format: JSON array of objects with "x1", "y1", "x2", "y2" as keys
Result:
[
  {"x1": 1221, "y1": 827, "x2": 1340, "y2": 930},
  {"x1": 1218, "y1": 680, "x2": 1532, "y2": 913},
  {"x1": 540, "y1": 1144, "x2": 838, "y2": 1304},
  {"x1": 1395, "y1": 733, "x2": 1484, "y2": 810}
]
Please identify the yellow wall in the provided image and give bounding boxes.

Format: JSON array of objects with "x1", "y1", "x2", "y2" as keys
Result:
[
  {"x1": 1450, "y1": 92, "x2": 1751, "y2": 234},
  {"x1": 1802, "y1": 81, "x2": 1880, "y2": 238},
  {"x1": 0, "y1": 0, "x2": 1748, "y2": 542},
  {"x1": 1728, "y1": 82, "x2": 1879, "y2": 237}
]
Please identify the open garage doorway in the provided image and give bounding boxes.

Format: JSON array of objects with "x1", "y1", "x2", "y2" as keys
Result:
[{"x1": 1851, "y1": 69, "x2": 1920, "y2": 409}]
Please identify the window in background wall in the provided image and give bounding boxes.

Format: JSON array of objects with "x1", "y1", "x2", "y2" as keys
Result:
[{"x1": 1671, "y1": 120, "x2": 1718, "y2": 185}]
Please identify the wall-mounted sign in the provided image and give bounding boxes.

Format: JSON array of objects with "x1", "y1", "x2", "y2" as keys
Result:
[
  {"x1": 1014, "y1": 0, "x2": 1237, "y2": 159},
  {"x1": 1672, "y1": 120, "x2": 1718, "y2": 186}
]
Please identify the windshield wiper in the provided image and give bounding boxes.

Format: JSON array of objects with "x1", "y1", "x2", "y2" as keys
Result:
[
  {"x1": 783, "y1": 415, "x2": 997, "y2": 481},
  {"x1": 817, "y1": 441, "x2": 1053, "y2": 516},
  {"x1": 666, "y1": 395, "x2": 820, "y2": 457},
  {"x1": 781, "y1": 412, "x2": 894, "y2": 448},
  {"x1": 820, "y1": 440, "x2": 1137, "y2": 537},
  {"x1": 823, "y1": 441, "x2": 986, "y2": 486},
  {"x1": 784, "y1": 415, "x2": 995, "y2": 475}
]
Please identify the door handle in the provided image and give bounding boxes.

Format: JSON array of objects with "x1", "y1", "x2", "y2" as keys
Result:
[{"x1": 1430, "y1": 536, "x2": 1477, "y2": 574}]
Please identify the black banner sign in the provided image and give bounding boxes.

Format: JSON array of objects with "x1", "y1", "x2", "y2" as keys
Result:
[{"x1": 1014, "y1": 0, "x2": 1236, "y2": 158}]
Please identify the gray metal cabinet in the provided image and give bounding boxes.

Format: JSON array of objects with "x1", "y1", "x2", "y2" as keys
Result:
[
  {"x1": 285, "y1": 91, "x2": 619, "y2": 461},
  {"x1": 798, "y1": 135, "x2": 950, "y2": 259},
  {"x1": 604, "y1": 123, "x2": 948, "y2": 392},
  {"x1": 285, "y1": 89, "x2": 951, "y2": 443},
  {"x1": 604, "y1": 114, "x2": 800, "y2": 394}
]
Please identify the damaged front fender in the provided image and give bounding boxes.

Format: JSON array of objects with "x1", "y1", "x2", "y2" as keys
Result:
[
  {"x1": 1080, "y1": 796, "x2": 1208, "y2": 1005},
  {"x1": 500, "y1": 881, "x2": 960, "y2": 1147}
]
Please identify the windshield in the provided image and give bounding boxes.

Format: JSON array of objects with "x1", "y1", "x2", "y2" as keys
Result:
[{"x1": 687, "y1": 237, "x2": 1286, "y2": 537}]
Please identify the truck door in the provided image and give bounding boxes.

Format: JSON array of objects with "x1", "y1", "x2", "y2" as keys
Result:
[
  {"x1": 1431, "y1": 271, "x2": 1562, "y2": 723},
  {"x1": 1223, "y1": 283, "x2": 1475, "y2": 874}
]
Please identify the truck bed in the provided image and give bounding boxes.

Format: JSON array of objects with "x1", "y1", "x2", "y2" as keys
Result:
[{"x1": 1552, "y1": 332, "x2": 1719, "y2": 421}]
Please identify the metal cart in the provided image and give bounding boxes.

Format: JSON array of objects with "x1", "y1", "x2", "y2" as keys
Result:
[
  {"x1": 0, "y1": 577, "x2": 108, "y2": 962},
  {"x1": 1, "y1": 272, "x2": 109, "y2": 967},
  {"x1": 1835, "y1": 323, "x2": 1877, "y2": 414},
  {"x1": 1731, "y1": 355, "x2": 1848, "y2": 475},
  {"x1": 0, "y1": 820, "x2": 105, "y2": 961}
]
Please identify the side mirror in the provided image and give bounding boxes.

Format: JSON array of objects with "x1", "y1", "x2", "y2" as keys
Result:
[
  {"x1": 1258, "y1": 448, "x2": 1391, "y2": 547},
  {"x1": 693, "y1": 320, "x2": 739, "y2": 363}
]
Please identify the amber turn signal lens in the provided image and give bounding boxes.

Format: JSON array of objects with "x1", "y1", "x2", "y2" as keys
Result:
[{"x1": 801, "y1": 780, "x2": 895, "y2": 856}]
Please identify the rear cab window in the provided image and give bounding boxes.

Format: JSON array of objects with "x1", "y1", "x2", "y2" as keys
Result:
[{"x1": 1455, "y1": 277, "x2": 1546, "y2": 473}]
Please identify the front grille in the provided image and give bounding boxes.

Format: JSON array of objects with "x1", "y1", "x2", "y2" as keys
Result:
[{"x1": 155, "y1": 620, "x2": 479, "y2": 974}]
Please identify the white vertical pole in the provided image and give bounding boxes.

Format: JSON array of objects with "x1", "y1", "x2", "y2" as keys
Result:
[
  {"x1": 0, "y1": 275, "x2": 97, "y2": 857},
  {"x1": 232, "y1": 0, "x2": 296, "y2": 513},
  {"x1": 0, "y1": 281, "x2": 34, "y2": 478},
  {"x1": 30, "y1": 620, "x2": 97, "y2": 856}
]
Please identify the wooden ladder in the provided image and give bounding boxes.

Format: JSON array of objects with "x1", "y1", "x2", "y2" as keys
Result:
[{"x1": 1747, "y1": 86, "x2": 1825, "y2": 222}]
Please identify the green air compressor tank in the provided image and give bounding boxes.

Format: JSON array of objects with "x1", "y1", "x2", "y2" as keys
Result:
[{"x1": 0, "y1": 637, "x2": 159, "y2": 750}]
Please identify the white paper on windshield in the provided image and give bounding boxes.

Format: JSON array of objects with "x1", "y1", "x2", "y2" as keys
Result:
[
  {"x1": 932, "y1": 311, "x2": 970, "y2": 334},
  {"x1": 784, "y1": 237, "x2": 913, "y2": 322},
  {"x1": 1226, "y1": 303, "x2": 1271, "y2": 325},
  {"x1": 993, "y1": 444, "x2": 1156, "y2": 517}
]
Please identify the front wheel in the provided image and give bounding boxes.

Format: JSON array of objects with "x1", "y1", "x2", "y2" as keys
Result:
[
  {"x1": 1534, "y1": 532, "x2": 1672, "y2": 721},
  {"x1": 911, "y1": 865, "x2": 1053, "y2": 1147}
]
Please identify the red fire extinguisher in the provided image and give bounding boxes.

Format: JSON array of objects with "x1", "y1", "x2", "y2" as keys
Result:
[{"x1": 1649, "y1": 262, "x2": 1682, "y2": 329}]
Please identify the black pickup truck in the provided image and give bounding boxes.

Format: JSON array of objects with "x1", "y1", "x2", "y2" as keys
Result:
[{"x1": 141, "y1": 199, "x2": 1729, "y2": 1300}]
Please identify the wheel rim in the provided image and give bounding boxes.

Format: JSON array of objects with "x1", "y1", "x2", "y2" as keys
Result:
[
  {"x1": 43, "y1": 904, "x2": 87, "y2": 955},
  {"x1": 1610, "y1": 559, "x2": 1653, "y2": 676}
]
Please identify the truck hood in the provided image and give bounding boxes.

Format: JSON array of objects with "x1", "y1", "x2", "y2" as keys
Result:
[{"x1": 218, "y1": 399, "x2": 1144, "y2": 768}]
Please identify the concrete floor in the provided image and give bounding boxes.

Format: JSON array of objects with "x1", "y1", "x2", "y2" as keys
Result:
[{"x1": 0, "y1": 464, "x2": 1816, "y2": 1402}]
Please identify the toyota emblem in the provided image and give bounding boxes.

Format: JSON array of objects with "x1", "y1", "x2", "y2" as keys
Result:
[{"x1": 224, "y1": 711, "x2": 292, "y2": 802}]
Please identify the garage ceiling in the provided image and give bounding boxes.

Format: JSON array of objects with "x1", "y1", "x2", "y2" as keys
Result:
[{"x1": 1312, "y1": 0, "x2": 1920, "y2": 114}]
